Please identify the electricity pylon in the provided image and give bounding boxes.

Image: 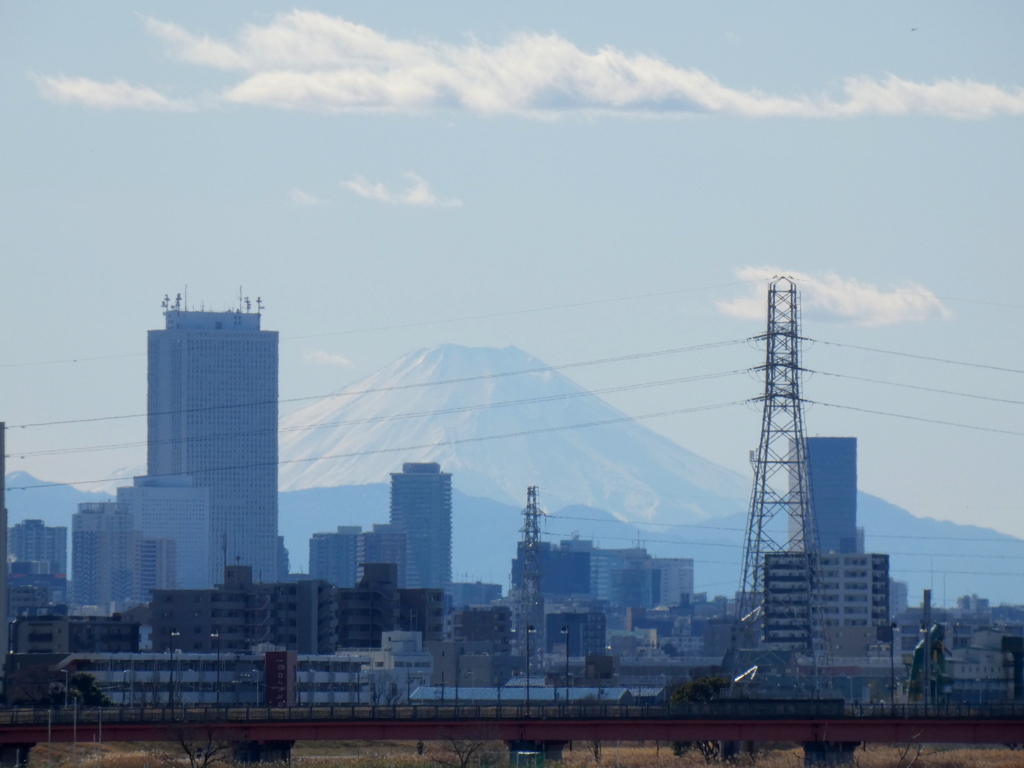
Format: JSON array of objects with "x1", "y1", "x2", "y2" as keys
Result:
[
  {"x1": 737, "y1": 277, "x2": 830, "y2": 690},
  {"x1": 516, "y1": 486, "x2": 545, "y2": 663}
]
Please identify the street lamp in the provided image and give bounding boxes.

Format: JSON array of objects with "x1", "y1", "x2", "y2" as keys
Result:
[
  {"x1": 561, "y1": 625, "x2": 570, "y2": 705},
  {"x1": 890, "y1": 621, "x2": 898, "y2": 710},
  {"x1": 169, "y1": 631, "x2": 181, "y2": 707},
  {"x1": 525, "y1": 625, "x2": 536, "y2": 711},
  {"x1": 211, "y1": 632, "x2": 221, "y2": 707},
  {"x1": 62, "y1": 669, "x2": 70, "y2": 707}
]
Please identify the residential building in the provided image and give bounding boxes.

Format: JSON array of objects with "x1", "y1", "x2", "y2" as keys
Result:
[
  {"x1": 8, "y1": 519, "x2": 67, "y2": 575},
  {"x1": 150, "y1": 565, "x2": 336, "y2": 655},
  {"x1": 310, "y1": 526, "x2": 361, "y2": 588},
  {"x1": 357, "y1": 524, "x2": 407, "y2": 585},
  {"x1": 138, "y1": 537, "x2": 177, "y2": 601},
  {"x1": 545, "y1": 612, "x2": 607, "y2": 657},
  {"x1": 72, "y1": 502, "x2": 139, "y2": 610},
  {"x1": 10, "y1": 615, "x2": 140, "y2": 654},
  {"x1": 451, "y1": 606, "x2": 513, "y2": 654},
  {"x1": 116, "y1": 475, "x2": 210, "y2": 589},
  {"x1": 449, "y1": 582, "x2": 502, "y2": 608},
  {"x1": 336, "y1": 563, "x2": 445, "y2": 649},
  {"x1": 389, "y1": 463, "x2": 451, "y2": 590},
  {"x1": 147, "y1": 303, "x2": 279, "y2": 582}
]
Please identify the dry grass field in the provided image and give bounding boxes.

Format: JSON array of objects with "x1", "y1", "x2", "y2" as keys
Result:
[{"x1": 22, "y1": 740, "x2": 1024, "y2": 768}]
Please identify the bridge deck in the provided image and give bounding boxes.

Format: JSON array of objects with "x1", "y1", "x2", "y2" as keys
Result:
[{"x1": 1, "y1": 704, "x2": 1021, "y2": 746}]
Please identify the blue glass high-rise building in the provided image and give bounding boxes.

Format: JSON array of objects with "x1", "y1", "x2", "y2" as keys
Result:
[
  {"x1": 147, "y1": 303, "x2": 279, "y2": 583},
  {"x1": 806, "y1": 436, "x2": 859, "y2": 554}
]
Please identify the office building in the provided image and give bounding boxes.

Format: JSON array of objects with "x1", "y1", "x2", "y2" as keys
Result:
[
  {"x1": 389, "y1": 463, "x2": 451, "y2": 590},
  {"x1": 8, "y1": 519, "x2": 67, "y2": 575},
  {"x1": 336, "y1": 563, "x2": 445, "y2": 649},
  {"x1": 451, "y1": 606, "x2": 513, "y2": 654},
  {"x1": 117, "y1": 476, "x2": 210, "y2": 589},
  {"x1": 72, "y1": 502, "x2": 139, "y2": 610},
  {"x1": 147, "y1": 302, "x2": 279, "y2": 582},
  {"x1": 806, "y1": 437, "x2": 859, "y2": 554},
  {"x1": 310, "y1": 526, "x2": 361, "y2": 588},
  {"x1": 358, "y1": 524, "x2": 407, "y2": 585}
]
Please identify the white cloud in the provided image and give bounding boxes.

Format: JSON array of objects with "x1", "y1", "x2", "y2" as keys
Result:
[
  {"x1": 288, "y1": 188, "x2": 326, "y2": 206},
  {"x1": 304, "y1": 350, "x2": 353, "y2": 366},
  {"x1": 34, "y1": 74, "x2": 193, "y2": 111},
  {"x1": 718, "y1": 267, "x2": 951, "y2": 327},
  {"x1": 343, "y1": 172, "x2": 462, "y2": 207},
  {"x1": 35, "y1": 13, "x2": 1024, "y2": 119}
]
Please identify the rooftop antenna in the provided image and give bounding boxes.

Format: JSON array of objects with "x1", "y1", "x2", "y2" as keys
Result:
[
  {"x1": 238, "y1": 286, "x2": 243, "y2": 313},
  {"x1": 245, "y1": 296, "x2": 251, "y2": 313},
  {"x1": 256, "y1": 296, "x2": 264, "y2": 313},
  {"x1": 161, "y1": 294, "x2": 170, "y2": 310},
  {"x1": 184, "y1": 285, "x2": 189, "y2": 311},
  {"x1": 174, "y1": 293, "x2": 182, "y2": 311}
]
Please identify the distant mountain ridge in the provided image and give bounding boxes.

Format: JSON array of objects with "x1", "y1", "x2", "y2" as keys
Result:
[
  {"x1": 279, "y1": 344, "x2": 748, "y2": 527},
  {"x1": 7, "y1": 471, "x2": 1023, "y2": 604}
]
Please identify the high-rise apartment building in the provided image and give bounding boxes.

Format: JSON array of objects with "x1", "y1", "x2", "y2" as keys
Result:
[
  {"x1": 117, "y1": 476, "x2": 210, "y2": 589},
  {"x1": 388, "y1": 463, "x2": 452, "y2": 590},
  {"x1": 9, "y1": 519, "x2": 67, "y2": 574},
  {"x1": 147, "y1": 303, "x2": 279, "y2": 582},
  {"x1": 72, "y1": 502, "x2": 139, "y2": 609},
  {"x1": 310, "y1": 526, "x2": 361, "y2": 588}
]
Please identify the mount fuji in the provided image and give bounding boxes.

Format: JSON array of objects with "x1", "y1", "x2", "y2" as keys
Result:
[{"x1": 279, "y1": 344, "x2": 748, "y2": 526}]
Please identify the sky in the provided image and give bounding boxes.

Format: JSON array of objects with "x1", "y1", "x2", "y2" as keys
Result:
[{"x1": 2, "y1": 3, "x2": 1023, "y2": 548}]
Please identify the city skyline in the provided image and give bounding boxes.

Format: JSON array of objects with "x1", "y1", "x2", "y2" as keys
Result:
[{"x1": 2, "y1": 4, "x2": 1023, "y2": 550}]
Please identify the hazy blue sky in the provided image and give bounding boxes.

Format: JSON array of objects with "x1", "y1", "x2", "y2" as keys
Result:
[{"x1": 2, "y1": 3, "x2": 1023, "y2": 543}]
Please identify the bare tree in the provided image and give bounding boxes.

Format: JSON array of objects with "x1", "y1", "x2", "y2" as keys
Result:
[
  {"x1": 427, "y1": 738, "x2": 500, "y2": 768},
  {"x1": 160, "y1": 725, "x2": 232, "y2": 768}
]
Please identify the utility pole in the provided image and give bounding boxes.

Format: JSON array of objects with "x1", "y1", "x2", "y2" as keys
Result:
[
  {"x1": 0, "y1": 423, "x2": 8, "y2": 669},
  {"x1": 922, "y1": 589, "x2": 932, "y2": 712},
  {"x1": 736, "y1": 278, "x2": 830, "y2": 693}
]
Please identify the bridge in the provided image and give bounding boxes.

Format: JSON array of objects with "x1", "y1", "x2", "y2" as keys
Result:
[{"x1": 1, "y1": 702, "x2": 1022, "y2": 765}]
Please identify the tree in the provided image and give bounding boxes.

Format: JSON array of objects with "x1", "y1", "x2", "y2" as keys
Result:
[
  {"x1": 161, "y1": 725, "x2": 232, "y2": 768},
  {"x1": 670, "y1": 677, "x2": 729, "y2": 762},
  {"x1": 671, "y1": 677, "x2": 729, "y2": 705}
]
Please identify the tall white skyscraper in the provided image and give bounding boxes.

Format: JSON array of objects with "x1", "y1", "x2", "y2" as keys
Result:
[
  {"x1": 147, "y1": 300, "x2": 279, "y2": 582},
  {"x1": 117, "y1": 476, "x2": 211, "y2": 588}
]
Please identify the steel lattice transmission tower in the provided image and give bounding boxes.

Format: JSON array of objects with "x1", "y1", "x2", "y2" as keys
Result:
[
  {"x1": 516, "y1": 486, "x2": 545, "y2": 661},
  {"x1": 737, "y1": 277, "x2": 829, "y2": 678}
]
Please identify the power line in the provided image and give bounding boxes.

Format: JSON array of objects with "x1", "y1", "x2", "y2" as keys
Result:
[
  {"x1": 805, "y1": 338, "x2": 1024, "y2": 376},
  {"x1": 4, "y1": 399, "x2": 748, "y2": 491},
  {"x1": 8, "y1": 338, "x2": 749, "y2": 429},
  {"x1": 807, "y1": 401, "x2": 1024, "y2": 438},
  {"x1": 809, "y1": 370, "x2": 1024, "y2": 407},
  {"x1": 9, "y1": 369, "x2": 748, "y2": 459},
  {"x1": 0, "y1": 281, "x2": 748, "y2": 369}
]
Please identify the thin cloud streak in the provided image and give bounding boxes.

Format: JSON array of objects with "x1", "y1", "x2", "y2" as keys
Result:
[
  {"x1": 718, "y1": 267, "x2": 951, "y2": 327},
  {"x1": 289, "y1": 188, "x2": 326, "y2": 206},
  {"x1": 35, "y1": 74, "x2": 194, "y2": 111},
  {"x1": 33, "y1": 12, "x2": 1024, "y2": 120},
  {"x1": 304, "y1": 350, "x2": 354, "y2": 367},
  {"x1": 343, "y1": 172, "x2": 462, "y2": 208}
]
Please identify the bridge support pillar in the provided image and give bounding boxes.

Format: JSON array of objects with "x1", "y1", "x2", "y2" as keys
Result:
[
  {"x1": 233, "y1": 740, "x2": 295, "y2": 763},
  {"x1": 508, "y1": 740, "x2": 568, "y2": 764},
  {"x1": 0, "y1": 744, "x2": 34, "y2": 768},
  {"x1": 802, "y1": 742, "x2": 860, "y2": 766}
]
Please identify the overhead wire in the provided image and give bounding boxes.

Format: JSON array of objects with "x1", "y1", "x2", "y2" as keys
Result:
[
  {"x1": 7, "y1": 338, "x2": 750, "y2": 429},
  {"x1": 9, "y1": 369, "x2": 750, "y2": 459},
  {"x1": 4, "y1": 399, "x2": 748, "y2": 491}
]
